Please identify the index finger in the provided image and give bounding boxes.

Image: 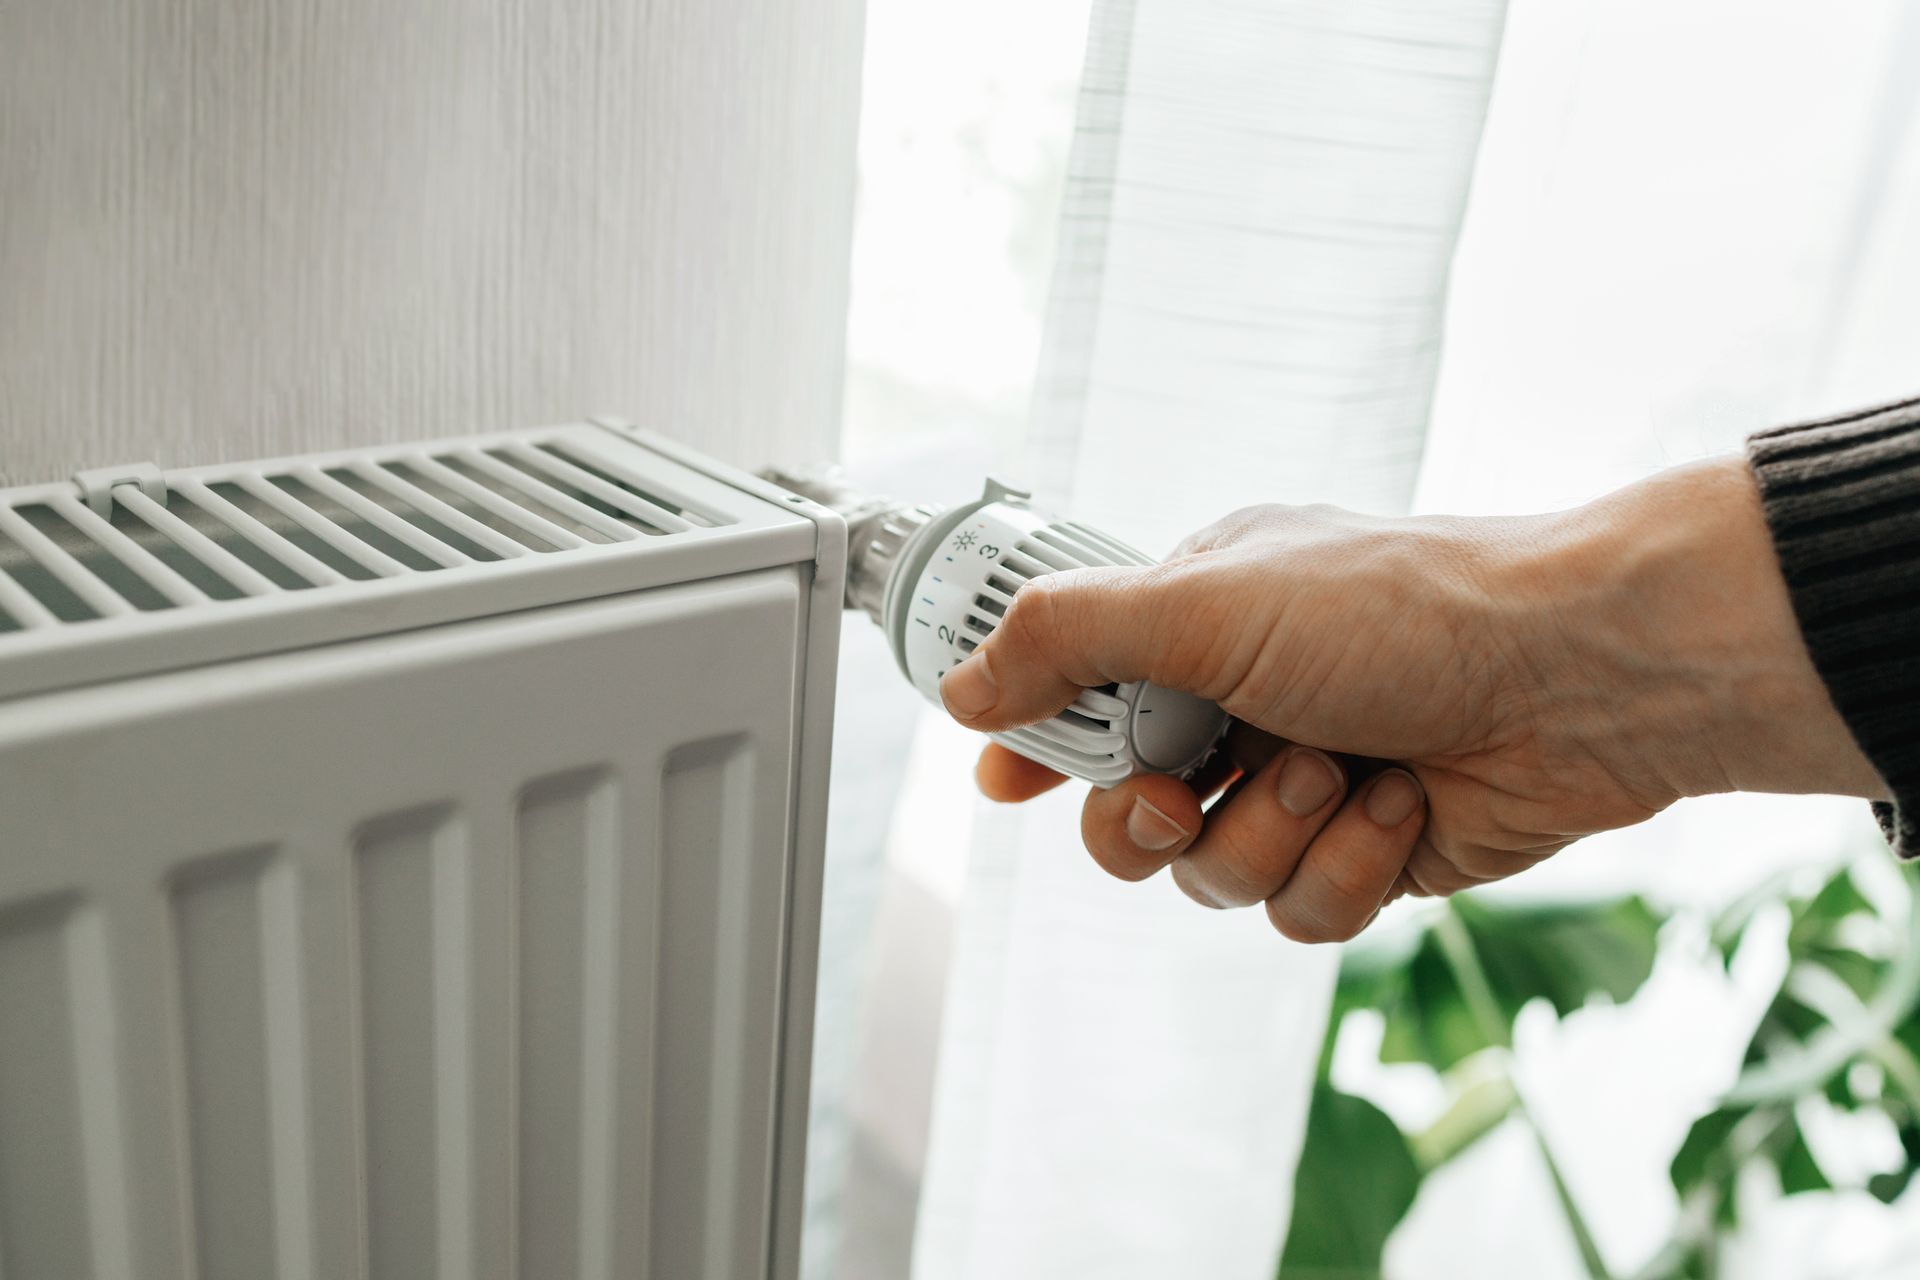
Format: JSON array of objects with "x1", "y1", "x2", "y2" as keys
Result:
[{"x1": 976, "y1": 742, "x2": 1070, "y2": 802}]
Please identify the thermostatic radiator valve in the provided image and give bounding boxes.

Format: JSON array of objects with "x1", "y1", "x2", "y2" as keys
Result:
[{"x1": 767, "y1": 470, "x2": 1230, "y2": 788}]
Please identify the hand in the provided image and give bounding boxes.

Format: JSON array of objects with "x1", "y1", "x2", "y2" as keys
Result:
[{"x1": 939, "y1": 459, "x2": 1887, "y2": 943}]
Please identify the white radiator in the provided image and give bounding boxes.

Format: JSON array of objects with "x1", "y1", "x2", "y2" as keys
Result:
[{"x1": 0, "y1": 421, "x2": 844, "y2": 1280}]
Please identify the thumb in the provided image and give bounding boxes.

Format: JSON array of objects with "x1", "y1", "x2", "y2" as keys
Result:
[{"x1": 938, "y1": 564, "x2": 1189, "y2": 733}]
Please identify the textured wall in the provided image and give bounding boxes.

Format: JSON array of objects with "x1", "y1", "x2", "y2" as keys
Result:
[{"x1": 0, "y1": 0, "x2": 863, "y2": 485}]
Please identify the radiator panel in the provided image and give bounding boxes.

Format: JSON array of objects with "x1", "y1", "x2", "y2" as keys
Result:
[
  {"x1": 0, "y1": 571, "x2": 814, "y2": 1280},
  {"x1": 0, "y1": 895, "x2": 95, "y2": 1279}
]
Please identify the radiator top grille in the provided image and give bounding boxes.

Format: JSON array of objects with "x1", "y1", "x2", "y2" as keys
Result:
[{"x1": 0, "y1": 423, "x2": 816, "y2": 701}]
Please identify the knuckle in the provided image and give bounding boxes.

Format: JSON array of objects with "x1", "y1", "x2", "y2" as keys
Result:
[
  {"x1": 997, "y1": 575, "x2": 1061, "y2": 652},
  {"x1": 1129, "y1": 561, "x2": 1230, "y2": 687},
  {"x1": 1449, "y1": 847, "x2": 1507, "y2": 880},
  {"x1": 1190, "y1": 825, "x2": 1277, "y2": 903},
  {"x1": 1177, "y1": 852, "x2": 1263, "y2": 909},
  {"x1": 1172, "y1": 504, "x2": 1289, "y2": 557},
  {"x1": 998, "y1": 566, "x2": 1113, "y2": 650},
  {"x1": 1417, "y1": 831, "x2": 1511, "y2": 884},
  {"x1": 1406, "y1": 852, "x2": 1475, "y2": 896},
  {"x1": 1316, "y1": 854, "x2": 1386, "y2": 905}
]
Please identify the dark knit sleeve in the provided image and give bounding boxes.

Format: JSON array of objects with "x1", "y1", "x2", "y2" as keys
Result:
[{"x1": 1747, "y1": 394, "x2": 1920, "y2": 859}]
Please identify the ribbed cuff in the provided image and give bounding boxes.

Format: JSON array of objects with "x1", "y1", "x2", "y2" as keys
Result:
[{"x1": 1748, "y1": 394, "x2": 1920, "y2": 860}]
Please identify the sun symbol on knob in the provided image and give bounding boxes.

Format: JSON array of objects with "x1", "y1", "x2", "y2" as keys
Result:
[{"x1": 952, "y1": 530, "x2": 978, "y2": 552}]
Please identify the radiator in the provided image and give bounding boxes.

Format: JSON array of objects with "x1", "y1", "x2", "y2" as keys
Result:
[{"x1": 0, "y1": 421, "x2": 844, "y2": 1280}]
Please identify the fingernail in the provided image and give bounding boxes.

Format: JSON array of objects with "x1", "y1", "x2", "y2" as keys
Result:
[
  {"x1": 940, "y1": 653, "x2": 998, "y2": 718},
  {"x1": 1366, "y1": 770, "x2": 1423, "y2": 827},
  {"x1": 1276, "y1": 748, "x2": 1342, "y2": 816},
  {"x1": 1125, "y1": 797, "x2": 1189, "y2": 851}
]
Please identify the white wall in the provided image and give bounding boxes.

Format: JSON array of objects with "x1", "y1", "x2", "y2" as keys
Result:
[{"x1": 0, "y1": 0, "x2": 863, "y2": 484}]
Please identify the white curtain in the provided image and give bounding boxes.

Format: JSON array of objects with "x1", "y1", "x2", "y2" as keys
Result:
[
  {"x1": 1389, "y1": 2, "x2": 1920, "y2": 1275},
  {"x1": 913, "y1": 1, "x2": 1510, "y2": 1275}
]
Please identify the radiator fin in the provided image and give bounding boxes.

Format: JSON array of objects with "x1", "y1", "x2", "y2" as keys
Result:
[
  {"x1": 516, "y1": 771, "x2": 623, "y2": 1280},
  {"x1": 355, "y1": 809, "x2": 469, "y2": 1280},
  {"x1": 652, "y1": 735, "x2": 762, "y2": 1280},
  {"x1": 171, "y1": 848, "x2": 312, "y2": 1280}
]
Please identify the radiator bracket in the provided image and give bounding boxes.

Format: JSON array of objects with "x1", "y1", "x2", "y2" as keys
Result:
[{"x1": 73, "y1": 461, "x2": 166, "y2": 517}]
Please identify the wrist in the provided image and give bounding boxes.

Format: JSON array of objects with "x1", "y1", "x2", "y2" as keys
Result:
[{"x1": 1520, "y1": 458, "x2": 1887, "y2": 803}]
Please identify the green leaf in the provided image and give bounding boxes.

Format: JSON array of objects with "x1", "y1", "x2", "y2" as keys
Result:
[
  {"x1": 1452, "y1": 894, "x2": 1664, "y2": 1018},
  {"x1": 1331, "y1": 895, "x2": 1669, "y2": 1077},
  {"x1": 1804, "y1": 945, "x2": 1887, "y2": 1003},
  {"x1": 1866, "y1": 1120, "x2": 1918, "y2": 1204},
  {"x1": 1403, "y1": 939, "x2": 1495, "y2": 1071},
  {"x1": 1278, "y1": 1083, "x2": 1422, "y2": 1280},
  {"x1": 1892, "y1": 1005, "x2": 1920, "y2": 1085},
  {"x1": 1788, "y1": 870, "x2": 1876, "y2": 953},
  {"x1": 1867, "y1": 1167, "x2": 1914, "y2": 1204},
  {"x1": 1712, "y1": 864, "x2": 1874, "y2": 974},
  {"x1": 1709, "y1": 869, "x2": 1800, "y2": 970},
  {"x1": 1671, "y1": 1106, "x2": 1748, "y2": 1195},
  {"x1": 1775, "y1": 1121, "x2": 1830, "y2": 1195},
  {"x1": 1325, "y1": 930, "x2": 1417, "y2": 1072},
  {"x1": 1376, "y1": 1006, "x2": 1427, "y2": 1067},
  {"x1": 1337, "y1": 928, "x2": 1488, "y2": 1073},
  {"x1": 1333, "y1": 925, "x2": 1422, "y2": 1005},
  {"x1": 1742, "y1": 992, "x2": 1824, "y2": 1070}
]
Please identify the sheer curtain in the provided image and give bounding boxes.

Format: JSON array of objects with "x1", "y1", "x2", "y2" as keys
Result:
[
  {"x1": 840, "y1": 0, "x2": 1920, "y2": 1274},
  {"x1": 912, "y1": 2, "x2": 1510, "y2": 1275},
  {"x1": 1391, "y1": 3, "x2": 1920, "y2": 1275}
]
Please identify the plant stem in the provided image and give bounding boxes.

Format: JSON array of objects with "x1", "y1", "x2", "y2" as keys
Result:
[
  {"x1": 1433, "y1": 906, "x2": 1616, "y2": 1280},
  {"x1": 1412, "y1": 1063, "x2": 1518, "y2": 1171},
  {"x1": 1529, "y1": 1115, "x2": 1616, "y2": 1280},
  {"x1": 1434, "y1": 912, "x2": 1510, "y2": 1050}
]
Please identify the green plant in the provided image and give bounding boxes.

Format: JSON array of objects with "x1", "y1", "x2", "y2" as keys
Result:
[
  {"x1": 1277, "y1": 857, "x2": 1920, "y2": 1280},
  {"x1": 1650, "y1": 860, "x2": 1920, "y2": 1279}
]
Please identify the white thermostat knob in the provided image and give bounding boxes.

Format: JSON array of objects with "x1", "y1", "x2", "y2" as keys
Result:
[
  {"x1": 869, "y1": 479, "x2": 1229, "y2": 788},
  {"x1": 761, "y1": 467, "x2": 1233, "y2": 789}
]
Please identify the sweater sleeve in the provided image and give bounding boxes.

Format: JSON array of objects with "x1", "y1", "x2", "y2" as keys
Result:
[{"x1": 1747, "y1": 394, "x2": 1920, "y2": 859}]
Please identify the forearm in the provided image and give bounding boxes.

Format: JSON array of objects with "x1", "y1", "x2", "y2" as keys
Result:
[{"x1": 1521, "y1": 457, "x2": 1889, "y2": 805}]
